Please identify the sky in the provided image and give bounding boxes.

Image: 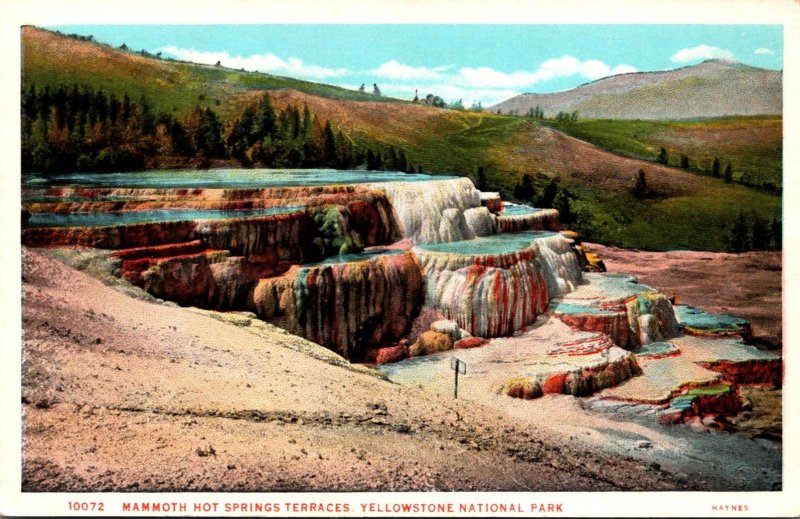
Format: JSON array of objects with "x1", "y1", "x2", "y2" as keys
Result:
[{"x1": 48, "y1": 25, "x2": 783, "y2": 106}]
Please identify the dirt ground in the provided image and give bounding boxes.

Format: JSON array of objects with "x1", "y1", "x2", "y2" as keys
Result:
[{"x1": 20, "y1": 246, "x2": 782, "y2": 492}]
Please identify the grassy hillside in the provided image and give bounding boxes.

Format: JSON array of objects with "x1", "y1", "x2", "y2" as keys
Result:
[
  {"x1": 21, "y1": 26, "x2": 782, "y2": 252},
  {"x1": 22, "y1": 26, "x2": 401, "y2": 120},
  {"x1": 542, "y1": 117, "x2": 782, "y2": 189}
]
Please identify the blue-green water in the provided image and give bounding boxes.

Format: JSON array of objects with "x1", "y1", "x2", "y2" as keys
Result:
[
  {"x1": 551, "y1": 302, "x2": 613, "y2": 315},
  {"x1": 501, "y1": 203, "x2": 543, "y2": 216},
  {"x1": 307, "y1": 248, "x2": 404, "y2": 266},
  {"x1": 636, "y1": 341, "x2": 679, "y2": 357},
  {"x1": 23, "y1": 169, "x2": 458, "y2": 189},
  {"x1": 416, "y1": 231, "x2": 557, "y2": 255},
  {"x1": 26, "y1": 207, "x2": 302, "y2": 228},
  {"x1": 676, "y1": 305, "x2": 749, "y2": 331}
]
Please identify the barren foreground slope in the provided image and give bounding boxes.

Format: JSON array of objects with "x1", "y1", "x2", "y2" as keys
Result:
[{"x1": 22, "y1": 248, "x2": 690, "y2": 492}]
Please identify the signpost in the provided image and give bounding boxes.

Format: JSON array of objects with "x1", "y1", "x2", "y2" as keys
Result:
[{"x1": 450, "y1": 357, "x2": 466, "y2": 399}]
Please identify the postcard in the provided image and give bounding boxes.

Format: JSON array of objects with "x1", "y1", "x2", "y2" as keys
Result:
[{"x1": 2, "y1": 0, "x2": 799, "y2": 516}]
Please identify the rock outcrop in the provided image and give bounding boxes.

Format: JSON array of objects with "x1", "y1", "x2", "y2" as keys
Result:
[
  {"x1": 415, "y1": 247, "x2": 549, "y2": 338},
  {"x1": 552, "y1": 274, "x2": 680, "y2": 350},
  {"x1": 251, "y1": 252, "x2": 423, "y2": 359},
  {"x1": 503, "y1": 346, "x2": 642, "y2": 399},
  {"x1": 414, "y1": 232, "x2": 582, "y2": 338},
  {"x1": 370, "y1": 178, "x2": 484, "y2": 244},
  {"x1": 626, "y1": 292, "x2": 681, "y2": 345}
]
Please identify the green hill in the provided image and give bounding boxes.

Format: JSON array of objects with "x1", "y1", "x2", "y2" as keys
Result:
[
  {"x1": 541, "y1": 117, "x2": 782, "y2": 190},
  {"x1": 22, "y1": 26, "x2": 401, "y2": 120}
]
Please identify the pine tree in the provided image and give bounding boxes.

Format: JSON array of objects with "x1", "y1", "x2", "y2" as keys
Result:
[
  {"x1": 513, "y1": 174, "x2": 535, "y2": 201},
  {"x1": 366, "y1": 149, "x2": 376, "y2": 170},
  {"x1": 397, "y1": 149, "x2": 408, "y2": 173},
  {"x1": 385, "y1": 146, "x2": 399, "y2": 171},
  {"x1": 728, "y1": 211, "x2": 751, "y2": 253},
  {"x1": 657, "y1": 147, "x2": 668, "y2": 165},
  {"x1": 121, "y1": 93, "x2": 132, "y2": 124},
  {"x1": 109, "y1": 93, "x2": 120, "y2": 125},
  {"x1": 751, "y1": 213, "x2": 770, "y2": 250},
  {"x1": 633, "y1": 169, "x2": 648, "y2": 198},
  {"x1": 290, "y1": 105, "x2": 302, "y2": 139},
  {"x1": 322, "y1": 121, "x2": 337, "y2": 166},
  {"x1": 770, "y1": 216, "x2": 782, "y2": 250},
  {"x1": 254, "y1": 94, "x2": 276, "y2": 139},
  {"x1": 477, "y1": 166, "x2": 488, "y2": 191},
  {"x1": 539, "y1": 178, "x2": 559, "y2": 207},
  {"x1": 712, "y1": 157, "x2": 721, "y2": 177},
  {"x1": 724, "y1": 163, "x2": 733, "y2": 183},
  {"x1": 554, "y1": 190, "x2": 576, "y2": 224},
  {"x1": 680, "y1": 154, "x2": 689, "y2": 169},
  {"x1": 302, "y1": 104, "x2": 313, "y2": 140}
]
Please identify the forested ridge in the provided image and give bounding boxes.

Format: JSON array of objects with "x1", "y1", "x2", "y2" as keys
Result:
[{"x1": 21, "y1": 84, "x2": 414, "y2": 174}]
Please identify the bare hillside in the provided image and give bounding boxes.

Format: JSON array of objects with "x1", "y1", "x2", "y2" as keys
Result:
[{"x1": 492, "y1": 60, "x2": 782, "y2": 120}]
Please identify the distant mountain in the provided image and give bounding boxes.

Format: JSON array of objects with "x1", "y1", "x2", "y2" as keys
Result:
[{"x1": 491, "y1": 60, "x2": 782, "y2": 120}]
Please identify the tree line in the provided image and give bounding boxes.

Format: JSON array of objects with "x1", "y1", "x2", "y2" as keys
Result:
[
  {"x1": 727, "y1": 211, "x2": 782, "y2": 253},
  {"x1": 657, "y1": 147, "x2": 780, "y2": 195},
  {"x1": 512, "y1": 173, "x2": 577, "y2": 224},
  {"x1": 21, "y1": 84, "x2": 417, "y2": 174},
  {"x1": 495, "y1": 106, "x2": 578, "y2": 122}
]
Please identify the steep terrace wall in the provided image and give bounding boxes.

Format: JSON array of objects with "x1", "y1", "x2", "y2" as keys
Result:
[
  {"x1": 553, "y1": 285, "x2": 680, "y2": 350},
  {"x1": 23, "y1": 188, "x2": 402, "y2": 261},
  {"x1": 24, "y1": 185, "x2": 398, "y2": 214},
  {"x1": 251, "y1": 252, "x2": 423, "y2": 359},
  {"x1": 497, "y1": 208, "x2": 561, "y2": 233},
  {"x1": 414, "y1": 234, "x2": 582, "y2": 338},
  {"x1": 370, "y1": 178, "x2": 495, "y2": 244}
]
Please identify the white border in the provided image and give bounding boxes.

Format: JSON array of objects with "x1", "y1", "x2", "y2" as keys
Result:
[{"x1": 1, "y1": 0, "x2": 798, "y2": 516}]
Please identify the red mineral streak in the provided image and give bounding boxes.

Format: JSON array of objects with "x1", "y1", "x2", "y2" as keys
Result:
[
  {"x1": 555, "y1": 312, "x2": 633, "y2": 350},
  {"x1": 454, "y1": 337, "x2": 489, "y2": 349},
  {"x1": 361, "y1": 343, "x2": 408, "y2": 364},
  {"x1": 699, "y1": 359, "x2": 782, "y2": 387},
  {"x1": 252, "y1": 252, "x2": 423, "y2": 359}
]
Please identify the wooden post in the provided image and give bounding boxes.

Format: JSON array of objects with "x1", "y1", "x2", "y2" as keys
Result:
[
  {"x1": 451, "y1": 357, "x2": 466, "y2": 399},
  {"x1": 454, "y1": 359, "x2": 460, "y2": 399}
]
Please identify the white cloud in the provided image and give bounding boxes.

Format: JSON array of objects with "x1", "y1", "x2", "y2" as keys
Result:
[
  {"x1": 670, "y1": 44, "x2": 734, "y2": 63},
  {"x1": 754, "y1": 47, "x2": 774, "y2": 55},
  {"x1": 157, "y1": 47, "x2": 637, "y2": 105},
  {"x1": 373, "y1": 56, "x2": 637, "y2": 91},
  {"x1": 371, "y1": 60, "x2": 450, "y2": 81},
  {"x1": 158, "y1": 46, "x2": 349, "y2": 79}
]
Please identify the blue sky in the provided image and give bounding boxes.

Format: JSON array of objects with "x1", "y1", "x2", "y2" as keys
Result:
[{"x1": 48, "y1": 25, "x2": 783, "y2": 106}]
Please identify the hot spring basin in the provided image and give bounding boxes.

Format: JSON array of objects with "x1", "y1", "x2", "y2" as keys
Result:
[
  {"x1": 25, "y1": 207, "x2": 302, "y2": 228},
  {"x1": 22, "y1": 169, "x2": 457, "y2": 189},
  {"x1": 307, "y1": 248, "x2": 404, "y2": 266},
  {"x1": 675, "y1": 305, "x2": 750, "y2": 335},
  {"x1": 500, "y1": 203, "x2": 549, "y2": 216},
  {"x1": 415, "y1": 230, "x2": 558, "y2": 256}
]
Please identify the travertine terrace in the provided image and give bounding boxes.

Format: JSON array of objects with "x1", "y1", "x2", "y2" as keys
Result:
[{"x1": 22, "y1": 169, "x2": 780, "y2": 427}]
